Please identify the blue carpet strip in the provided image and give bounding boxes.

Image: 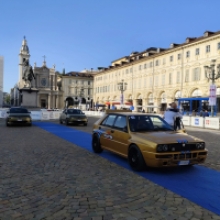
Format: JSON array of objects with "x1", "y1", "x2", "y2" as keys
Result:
[{"x1": 34, "y1": 121, "x2": 220, "y2": 215}]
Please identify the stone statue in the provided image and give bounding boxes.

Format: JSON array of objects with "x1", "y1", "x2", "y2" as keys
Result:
[{"x1": 22, "y1": 59, "x2": 35, "y2": 88}]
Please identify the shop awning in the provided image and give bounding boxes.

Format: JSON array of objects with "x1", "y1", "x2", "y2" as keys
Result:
[{"x1": 112, "y1": 102, "x2": 121, "y2": 105}]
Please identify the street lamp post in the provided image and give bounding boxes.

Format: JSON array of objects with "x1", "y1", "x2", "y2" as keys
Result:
[
  {"x1": 204, "y1": 59, "x2": 220, "y2": 117},
  {"x1": 117, "y1": 79, "x2": 127, "y2": 108}
]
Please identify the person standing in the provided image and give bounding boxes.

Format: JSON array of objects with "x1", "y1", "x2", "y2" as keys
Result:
[{"x1": 163, "y1": 102, "x2": 182, "y2": 130}]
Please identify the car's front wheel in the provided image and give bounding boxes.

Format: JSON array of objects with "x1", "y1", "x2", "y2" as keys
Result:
[
  {"x1": 128, "y1": 144, "x2": 146, "y2": 171},
  {"x1": 65, "y1": 119, "x2": 69, "y2": 126},
  {"x1": 92, "y1": 134, "x2": 103, "y2": 153}
]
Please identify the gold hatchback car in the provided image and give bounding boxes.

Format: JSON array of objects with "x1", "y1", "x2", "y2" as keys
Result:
[
  {"x1": 92, "y1": 110, "x2": 208, "y2": 171},
  {"x1": 6, "y1": 107, "x2": 32, "y2": 126}
]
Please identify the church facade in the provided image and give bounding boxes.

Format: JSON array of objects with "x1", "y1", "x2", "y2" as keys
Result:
[{"x1": 11, "y1": 37, "x2": 63, "y2": 109}]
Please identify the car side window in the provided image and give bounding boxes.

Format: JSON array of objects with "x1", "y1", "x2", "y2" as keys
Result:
[
  {"x1": 101, "y1": 114, "x2": 117, "y2": 127},
  {"x1": 113, "y1": 116, "x2": 127, "y2": 131}
]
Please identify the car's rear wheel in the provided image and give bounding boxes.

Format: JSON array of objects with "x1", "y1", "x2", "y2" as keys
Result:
[
  {"x1": 59, "y1": 119, "x2": 63, "y2": 124},
  {"x1": 128, "y1": 144, "x2": 146, "y2": 171},
  {"x1": 92, "y1": 134, "x2": 103, "y2": 153}
]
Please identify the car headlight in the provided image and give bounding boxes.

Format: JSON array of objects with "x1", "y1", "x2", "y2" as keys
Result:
[
  {"x1": 157, "y1": 144, "x2": 169, "y2": 152},
  {"x1": 196, "y1": 142, "x2": 205, "y2": 149}
]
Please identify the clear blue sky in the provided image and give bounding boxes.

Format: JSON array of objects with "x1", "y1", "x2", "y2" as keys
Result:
[{"x1": 1, "y1": 0, "x2": 220, "y2": 93}]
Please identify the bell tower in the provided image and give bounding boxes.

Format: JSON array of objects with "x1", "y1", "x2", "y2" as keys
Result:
[{"x1": 19, "y1": 36, "x2": 30, "y2": 88}]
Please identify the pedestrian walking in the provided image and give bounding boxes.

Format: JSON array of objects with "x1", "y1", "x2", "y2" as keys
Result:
[{"x1": 163, "y1": 102, "x2": 182, "y2": 130}]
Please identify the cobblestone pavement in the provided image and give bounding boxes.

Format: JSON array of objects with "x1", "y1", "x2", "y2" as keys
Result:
[{"x1": 0, "y1": 118, "x2": 220, "y2": 220}]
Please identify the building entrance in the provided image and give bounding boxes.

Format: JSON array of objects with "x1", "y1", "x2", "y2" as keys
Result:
[{"x1": 41, "y1": 99, "x2": 46, "y2": 108}]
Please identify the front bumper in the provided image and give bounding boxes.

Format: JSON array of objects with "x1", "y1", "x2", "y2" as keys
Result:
[
  {"x1": 142, "y1": 150, "x2": 208, "y2": 167},
  {"x1": 7, "y1": 120, "x2": 32, "y2": 126},
  {"x1": 67, "y1": 118, "x2": 88, "y2": 124}
]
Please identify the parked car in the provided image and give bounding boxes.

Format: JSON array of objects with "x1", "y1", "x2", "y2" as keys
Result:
[
  {"x1": 6, "y1": 107, "x2": 32, "y2": 126},
  {"x1": 59, "y1": 108, "x2": 88, "y2": 126},
  {"x1": 92, "y1": 110, "x2": 208, "y2": 171}
]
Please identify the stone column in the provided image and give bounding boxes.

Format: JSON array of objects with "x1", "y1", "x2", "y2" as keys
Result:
[
  {"x1": 142, "y1": 98, "x2": 147, "y2": 111},
  {"x1": 48, "y1": 94, "x2": 51, "y2": 109},
  {"x1": 55, "y1": 75, "x2": 57, "y2": 90},
  {"x1": 133, "y1": 99, "x2": 138, "y2": 112},
  {"x1": 51, "y1": 75, "x2": 53, "y2": 90},
  {"x1": 37, "y1": 93, "x2": 40, "y2": 108}
]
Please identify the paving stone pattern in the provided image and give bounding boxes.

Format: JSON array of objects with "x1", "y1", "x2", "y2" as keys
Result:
[{"x1": 0, "y1": 120, "x2": 220, "y2": 220}]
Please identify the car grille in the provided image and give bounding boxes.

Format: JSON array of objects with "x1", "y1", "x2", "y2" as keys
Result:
[{"x1": 165, "y1": 143, "x2": 199, "y2": 152}]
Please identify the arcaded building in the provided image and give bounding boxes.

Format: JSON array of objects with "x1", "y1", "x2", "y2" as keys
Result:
[{"x1": 93, "y1": 30, "x2": 220, "y2": 115}]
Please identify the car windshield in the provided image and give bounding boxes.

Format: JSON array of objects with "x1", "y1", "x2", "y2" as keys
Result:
[
  {"x1": 10, "y1": 108, "x2": 29, "y2": 113},
  {"x1": 128, "y1": 115, "x2": 174, "y2": 132},
  {"x1": 67, "y1": 109, "x2": 82, "y2": 114}
]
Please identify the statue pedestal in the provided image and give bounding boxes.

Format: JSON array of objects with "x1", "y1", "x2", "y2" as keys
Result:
[{"x1": 20, "y1": 87, "x2": 39, "y2": 108}]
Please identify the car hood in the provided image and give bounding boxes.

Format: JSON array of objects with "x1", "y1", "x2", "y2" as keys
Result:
[{"x1": 132, "y1": 131, "x2": 203, "y2": 144}]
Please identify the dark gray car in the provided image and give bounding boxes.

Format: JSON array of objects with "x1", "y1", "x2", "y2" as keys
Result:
[
  {"x1": 59, "y1": 109, "x2": 88, "y2": 126},
  {"x1": 6, "y1": 107, "x2": 32, "y2": 126}
]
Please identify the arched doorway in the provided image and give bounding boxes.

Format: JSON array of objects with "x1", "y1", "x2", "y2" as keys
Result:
[
  {"x1": 65, "y1": 97, "x2": 74, "y2": 108},
  {"x1": 191, "y1": 89, "x2": 202, "y2": 112}
]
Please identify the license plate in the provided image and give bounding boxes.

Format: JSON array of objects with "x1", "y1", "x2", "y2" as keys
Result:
[
  {"x1": 178, "y1": 160, "x2": 189, "y2": 165},
  {"x1": 17, "y1": 119, "x2": 22, "y2": 121}
]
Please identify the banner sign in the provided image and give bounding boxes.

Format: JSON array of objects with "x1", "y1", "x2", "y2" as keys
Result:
[{"x1": 209, "y1": 84, "x2": 217, "y2": 106}]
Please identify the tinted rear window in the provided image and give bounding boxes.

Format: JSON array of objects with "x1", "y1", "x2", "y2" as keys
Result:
[{"x1": 10, "y1": 108, "x2": 28, "y2": 113}]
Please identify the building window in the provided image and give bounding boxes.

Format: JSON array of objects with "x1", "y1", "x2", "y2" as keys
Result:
[
  {"x1": 88, "y1": 88, "x2": 90, "y2": 95},
  {"x1": 163, "y1": 58, "x2": 166, "y2": 64},
  {"x1": 195, "y1": 48, "x2": 200, "y2": 55},
  {"x1": 170, "y1": 56, "x2": 173, "y2": 62},
  {"x1": 162, "y1": 74, "x2": 165, "y2": 86},
  {"x1": 126, "y1": 69, "x2": 129, "y2": 74},
  {"x1": 155, "y1": 60, "x2": 159, "y2": 66},
  {"x1": 139, "y1": 65, "x2": 142, "y2": 70},
  {"x1": 130, "y1": 68, "x2": 133, "y2": 73},
  {"x1": 150, "y1": 62, "x2": 153, "y2": 67},
  {"x1": 144, "y1": 63, "x2": 147, "y2": 69},
  {"x1": 185, "y1": 70, "x2": 189, "y2": 82},
  {"x1": 186, "y1": 51, "x2": 190, "y2": 58},
  {"x1": 155, "y1": 76, "x2": 158, "y2": 86},
  {"x1": 177, "y1": 54, "x2": 181, "y2": 60},
  {"x1": 144, "y1": 78, "x2": 146, "y2": 87},
  {"x1": 88, "y1": 81, "x2": 90, "y2": 85},
  {"x1": 150, "y1": 77, "x2": 153, "y2": 86},
  {"x1": 217, "y1": 42, "x2": 220, "y2": 50},
  {"x1": 206, "y1": 45, "x2": 210, "y2": 53},
  {"x1": 176, "y1": 72, "x2": 180, "y2": 83},
  {"x1": 169, "y1": 73, "x2": 172, "y2": 85},
  {"x1": 192, "y1": 68, "x2": 200, "y2": 81}
]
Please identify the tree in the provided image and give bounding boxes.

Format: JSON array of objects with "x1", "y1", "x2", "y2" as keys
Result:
[{"x1": 4, "y1": 94, "x2": 11, "y2": 105}]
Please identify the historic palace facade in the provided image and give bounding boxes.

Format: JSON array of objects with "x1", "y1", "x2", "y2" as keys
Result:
[{"x1": 93, "y1": 30, "x2": 220, "y2": 114}]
